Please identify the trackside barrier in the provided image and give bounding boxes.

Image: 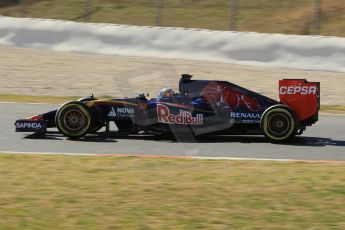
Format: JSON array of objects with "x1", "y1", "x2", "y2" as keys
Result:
[{"x1": 1, "y1": 16, "x2": 345, "y2": 72}]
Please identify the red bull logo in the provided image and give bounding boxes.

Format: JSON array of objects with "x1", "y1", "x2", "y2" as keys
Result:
[{"x1": 157, "y1": 104, "x2": 203, "y2": 125}]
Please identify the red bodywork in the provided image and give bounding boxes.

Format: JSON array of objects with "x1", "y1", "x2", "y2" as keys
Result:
[
  {"x1": 201, "y1": 82, "x2": 262, "y2": 112},
  {"x1": 279, "y1": 79, "x2": 320, "y2": 121}
]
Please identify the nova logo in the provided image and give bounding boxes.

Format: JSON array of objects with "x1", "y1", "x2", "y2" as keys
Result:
[
  {"x1": 108, "y1": 107, "x2": 135, "y2": 118},
  {"x1": 108, "y1": 107, "x2": 116, "y2": 117},
  {"x1": 157, "y1": 104, "x2": 203, "y2": 125},
  {"x1": 117, "y1": 107, "x2": 134, "y2": 114},
  {"x1": 279, "y1": 86, "x2": 317, "y2": 95}
]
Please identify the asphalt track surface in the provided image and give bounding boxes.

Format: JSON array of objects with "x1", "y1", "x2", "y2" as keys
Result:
[{"x1": 1, "y1": 103, "x2": 345, "y2": 161}]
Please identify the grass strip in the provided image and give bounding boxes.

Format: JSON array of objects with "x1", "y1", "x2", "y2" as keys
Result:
[
  {"x1": 0, "y1": 154, "x2": 344, "y2": 229},
  {"x1": 0, "y1": 0, "x2": 344, "y2": 36},
  {"x1": 319, "y1": 105, "x2": 345, "y2": 114}
]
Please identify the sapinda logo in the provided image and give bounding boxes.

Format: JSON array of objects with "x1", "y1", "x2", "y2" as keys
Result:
[
  {"x1": 16, "y1": 122, "x2": 42, "y2": 129},
  {"x1": 157, "y1": 104, "x2": 203, "y2": 125},
  {"x1": 279, "y1": 85, "x2": 317, "y2": 95}
]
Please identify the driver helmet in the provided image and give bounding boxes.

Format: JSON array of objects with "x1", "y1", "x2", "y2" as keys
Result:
[{"x1": 157, "y1": 88, "x2": 175, "y2": 100}]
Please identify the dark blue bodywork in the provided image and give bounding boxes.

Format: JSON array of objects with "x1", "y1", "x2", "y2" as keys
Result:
[{"x1": 36, "y1": 77, "x2": 278, "y2": 136}]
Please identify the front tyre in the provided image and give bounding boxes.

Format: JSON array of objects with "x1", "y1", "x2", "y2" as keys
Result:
[
  {"x1": 55, "y1": 102, "x2": 92, "y2": 139},
  {"x1": 261, "y1": 105, "x2": 298, "y2": 143}
]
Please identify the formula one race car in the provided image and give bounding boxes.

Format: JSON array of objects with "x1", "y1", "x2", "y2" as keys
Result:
[{"x1": 15, "y1": 74, "x2": 320, "y2": 142}]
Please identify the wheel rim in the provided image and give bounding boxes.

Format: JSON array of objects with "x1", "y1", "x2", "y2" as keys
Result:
[
  {"x1": 63, "y1": 109, "x2": 85, "y2": 131},
  {"x1": 267, "y1": 113, "x2": 290, "y2": 136}
]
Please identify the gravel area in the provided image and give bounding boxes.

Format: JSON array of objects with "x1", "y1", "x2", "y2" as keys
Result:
[{"x1": 1, "y1": 45, "x2": 344, "y2": 105}]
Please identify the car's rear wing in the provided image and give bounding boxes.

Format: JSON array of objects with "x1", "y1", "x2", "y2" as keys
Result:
[{"x1": 279, "y1": 79, "x2": 320, "y2": 125}]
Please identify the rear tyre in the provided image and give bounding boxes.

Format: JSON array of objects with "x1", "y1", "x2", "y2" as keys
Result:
[
  {"x1": 261, "y1": 105, "x2": 298, "y2": 143},
  {"x1": 55, "y1": 102, "x2": 92, "y2": 139}
]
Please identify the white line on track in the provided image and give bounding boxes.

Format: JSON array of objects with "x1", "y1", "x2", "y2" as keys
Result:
[
  {"x1": 1, "y1": 150, "x2": 96, "y2": 156},
  {"x1": 2, "y1": 150, "x2": 345, "y2": 163},
  {"x1": 192, "y1": 156, "x2": 294, "y2": 161},
  {"x1": 0, "y1": 150, "x2": 292, "y2": 161}
]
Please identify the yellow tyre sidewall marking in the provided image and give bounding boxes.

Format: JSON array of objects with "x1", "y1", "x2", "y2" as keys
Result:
[
  {"x1": 57, "y1": 104, "x2": 91, "y2": 137},
  {"x1": 267, "y1": 113, "x2": 290, "y2": 136},
  {"x1": 263, "y1": 108, "x2": 295, "y2": 141}
]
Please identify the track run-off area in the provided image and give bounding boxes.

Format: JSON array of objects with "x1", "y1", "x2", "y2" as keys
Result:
[{"x1": 1, "y1": 103, "x2": 345, "y2": 161}]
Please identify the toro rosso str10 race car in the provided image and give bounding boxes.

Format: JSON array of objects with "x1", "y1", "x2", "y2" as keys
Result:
[{"x1": 15, "y1": 74, "x2": 320, "y2": 142}]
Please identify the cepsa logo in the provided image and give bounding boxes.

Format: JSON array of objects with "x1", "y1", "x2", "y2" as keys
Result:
[
  {"x1": 279, "y1": 85, "x2": 317, "y2": 95},
  {"x1": 157, "y1": 104, "x2": 203, "y2": 125}
]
